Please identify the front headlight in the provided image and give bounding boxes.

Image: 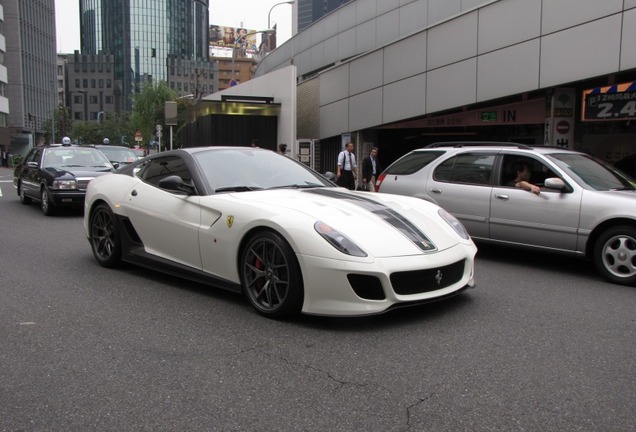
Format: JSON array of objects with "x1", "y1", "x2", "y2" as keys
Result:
[
  {"x1": 52, "y1": 179, "x2": 78, "y2": 190},
  {"x1": 438, "y1": 208, "x2": 470, "y2": 240},
  {"x1": 314, "y1": 221, "x2": 367, "y2": 257}
]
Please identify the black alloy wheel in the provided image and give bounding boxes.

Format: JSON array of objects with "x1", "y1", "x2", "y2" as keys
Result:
[
  {"x1": 240, "y1": 231, "x2": 304, "y2": 319},
  {"x1": 90, "y1": 203, "x2": 122, "y2": 268}
]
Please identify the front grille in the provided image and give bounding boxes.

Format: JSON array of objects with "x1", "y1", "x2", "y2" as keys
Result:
[
  {"x1": 76, "y1": 178, "x2": 92, "y2": 191},
  {"x1": 391, "y1": 260, "x2": 465, "y2": 295}
]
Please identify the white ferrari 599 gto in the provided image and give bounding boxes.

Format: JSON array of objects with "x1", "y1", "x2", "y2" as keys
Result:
[{"x1": 84, "y1": 147, "x2": 477, "y2": 318}]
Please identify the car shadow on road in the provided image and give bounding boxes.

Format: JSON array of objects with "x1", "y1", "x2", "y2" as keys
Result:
[{"x1": 474, "y1": 242, "x2": 598, "y2": 280}]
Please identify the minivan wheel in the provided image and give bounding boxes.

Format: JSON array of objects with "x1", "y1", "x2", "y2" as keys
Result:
[{"x1": 593, "y1": 225, "x2": 636, "y2": 286}]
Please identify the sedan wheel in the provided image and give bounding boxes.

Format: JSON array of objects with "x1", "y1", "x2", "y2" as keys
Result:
[
  {"x1": 90, "y1": 203, "x2": 122, "y2": 268},
  {"x1": 40, "y1": 188, "x2": 54, "y2": 216},
  {"x1": 240, "y1": 231, "x2": 304, "y2": 319},
  {"x1": 593, "y1": 225, "x2": 636, "y2": 286},
  {"x1": 18, "y1": 183, "x2": 32, "y2": 205}
]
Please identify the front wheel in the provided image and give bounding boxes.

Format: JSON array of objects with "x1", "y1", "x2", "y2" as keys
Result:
[
  {"x1": 18, "y1": 183, "x2": 32, "y2": 205},
  {"x1": 40, "y1": 187, "x2": 55, "y2": 216},
  {"x1": 240, "y1": 231, "x2": 304, "y2": 319},
  {"x1": 593, "y1": 225, "x2": 636, "y2": 286},
  {"x1": 89, "y1": 203, "x2": 122, "y2": 268}
]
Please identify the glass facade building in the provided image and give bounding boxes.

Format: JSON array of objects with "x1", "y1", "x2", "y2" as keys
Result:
[
  {"x1": 297, "y1": 0, "x2": 351, "y2": 32},
  {"x1": 80, "y1": 0, "x2": 209, "y2": 110}
]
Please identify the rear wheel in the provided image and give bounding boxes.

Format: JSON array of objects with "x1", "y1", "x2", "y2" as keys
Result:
[
  {"x1": 40, "y1": 188, "x2": 55, "y2": 216},
  {"x1": 89, "y1": 203, "x2": 122, "y2": 268},
  {"x1": 593, "y1": 225, "x2": 636, "y2": 286},
  {"x1": 240, "y1": 231, "x2": 304, "y2": 319},
  {"x1": 18, "y1": 183, "x2": 32, "y2": 205}
]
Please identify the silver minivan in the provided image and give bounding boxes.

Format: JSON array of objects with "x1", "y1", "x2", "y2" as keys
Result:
[{"x1": 376, "y1": 142, "x2": 636, "y2": 286}]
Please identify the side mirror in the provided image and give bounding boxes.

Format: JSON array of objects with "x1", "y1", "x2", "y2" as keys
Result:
[
  {"x1": 544, "y1": 177, "x2": 566, "y2": 190},
  {"x1": 158, "y1": 175, "x2": 196, "y2": 195}
]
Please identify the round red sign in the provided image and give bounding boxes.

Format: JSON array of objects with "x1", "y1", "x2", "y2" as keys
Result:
[{"x1": 556, "y1": 121, "x2": 570, "y2": 134}]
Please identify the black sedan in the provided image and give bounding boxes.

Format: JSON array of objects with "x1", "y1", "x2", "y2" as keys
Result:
[{"x1": 13, "y1": 144, "x2": 114, "y2": 215}]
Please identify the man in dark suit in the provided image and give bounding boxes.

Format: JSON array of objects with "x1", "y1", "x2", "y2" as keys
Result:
[{"x1": 362, "y1": 147, "x2": 381, "y2": 192}]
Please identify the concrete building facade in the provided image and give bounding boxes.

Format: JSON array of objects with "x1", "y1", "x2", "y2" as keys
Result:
[
  {"x1": 3, "y1": 0, "x2": 57, "y2": 156},
  {"x1": 256, "y1": 0, "x2": 636, "y2": 173}
]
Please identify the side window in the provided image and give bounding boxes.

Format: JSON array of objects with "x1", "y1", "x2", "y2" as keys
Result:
[
  {"x1": 501, "y1": 155, "x2": 557, "y2": 187},
  {"x1": 139, "y1": 156, "x2": 192, "y2": 189},
  {"x1": 433, "y1": 153, "x2": 495, "y2": 185},
  {"x1": 25, "y1": 149, "x2": 39, "y2": 164},
  {"x1": 384, "y1": 151, "x2": 445, "y2": 175}
]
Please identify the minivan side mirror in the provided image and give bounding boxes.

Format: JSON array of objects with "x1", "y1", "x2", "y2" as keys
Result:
[{"x1": 544, "y1": 177, "x2": 566, "y2": 190}]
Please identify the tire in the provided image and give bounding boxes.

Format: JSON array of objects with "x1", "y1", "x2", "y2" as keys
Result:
[
  {"x1": 40, "y1": 187, "x2": 55, "y2": 216},
  {"x1": 89, "y1": 203, "x2": 122, "y2": 268},
  {"x1": 593, "y1": 225, "x2": 636, "y2": 286},
  {"x1": 240, "y1": 231, "x2": 304, "y2": 319},
  {"x1": 18, "y1": 183, "x2": 32, "y2": 205}
]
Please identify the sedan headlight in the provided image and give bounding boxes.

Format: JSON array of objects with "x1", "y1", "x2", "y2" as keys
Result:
[
  {"x1": 438, "y1": 208, "x2": 470, "y2": 240},
  {"x1": 51, "y1": 179, "x2": 78, "y2": 190},
  {"x1": 314, "y1": 221, "x2": 367, "y2": 257}
]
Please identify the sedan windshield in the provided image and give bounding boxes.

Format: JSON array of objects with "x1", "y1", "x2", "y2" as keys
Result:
[
  {"x1": 548, "y1": 153, "x2": 636, "y2": 191},
  {"x1": 193, "y1": 148, "x2": 332, "y2": 192},
  {"x1": 43, "y1": 148, "x2": 112, "y2": 169}
]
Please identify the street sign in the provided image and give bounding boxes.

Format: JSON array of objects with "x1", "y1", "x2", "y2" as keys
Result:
[{"x1": 134, "y1": 130, "x2": 142, "y2": 142}]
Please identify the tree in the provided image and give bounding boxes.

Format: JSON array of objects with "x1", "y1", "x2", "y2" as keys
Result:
[
  {"x1": 129, "y1": 81, "x2": 177, "y2": 150},
  {"x1": 40, "y1": 106, "x2": 73, "y2": 143}
]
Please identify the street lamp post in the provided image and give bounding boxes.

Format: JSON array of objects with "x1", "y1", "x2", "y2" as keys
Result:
[
  {"x1": 230, "y1": 30, "x2": 275, "y2": 87},
  {"x1": 267, "y1": 1, "x2": 295, "y2": 52}
]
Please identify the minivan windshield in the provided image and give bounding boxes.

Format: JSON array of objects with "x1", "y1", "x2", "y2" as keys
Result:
[{"x1": 548, "y1": 153, "x2": 636, "y2": 191}]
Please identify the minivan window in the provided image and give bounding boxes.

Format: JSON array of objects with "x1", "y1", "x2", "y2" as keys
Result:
[
  {"x1": 434, "y1": 153, "x2": 495, "y2": 185},
  {"x1": 384, "y1": 151, "x2": 444, "y2": 175}
]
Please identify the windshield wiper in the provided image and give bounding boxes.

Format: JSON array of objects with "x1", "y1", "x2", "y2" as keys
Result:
[
  {"x1": 267, "y1": 184, "x2": 323, "y2": 190},
  {"x1": 215, "y1": 186, "x2": 263, "y2": 192}
]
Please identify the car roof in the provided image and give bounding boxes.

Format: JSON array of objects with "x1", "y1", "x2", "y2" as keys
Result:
[{"x1": 415, "y1": 142, "x2": 581, "y2": 155}]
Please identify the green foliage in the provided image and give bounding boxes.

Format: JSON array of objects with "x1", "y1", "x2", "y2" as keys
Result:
[
  {"x1": 129, "y1": 81, "x2": 177, "y2": 148},
  {"x1": 40, "y1": 106, "x2": 73, "y2": 144}
]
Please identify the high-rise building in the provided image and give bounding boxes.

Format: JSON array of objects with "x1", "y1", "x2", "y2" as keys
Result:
[
  {"x1": 2, "y1": 0, "x2": 57, "y2": 155},
  {"x1": 297, "y1": 0, "x2": 351, "y2": 33},
  {"x1": 0, "y1": 2, "x2": 9, "y2": 158},
  {"x1": 79, "y1": 0, "x2": 211, "y2": 110}
]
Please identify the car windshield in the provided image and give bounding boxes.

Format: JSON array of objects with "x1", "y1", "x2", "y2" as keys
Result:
[
  {"x1": 193, "y1": 148, "x2": 332, "y2": 191},
  {"x1": 97, "y1": 147, "x2": 139, "y2": 164},
  {"x1": 548, "y1": 153, "x2": 636, "y2": 191},
  {"x1": 43, "y1": 148, "x2": 112, "y2": 169}
]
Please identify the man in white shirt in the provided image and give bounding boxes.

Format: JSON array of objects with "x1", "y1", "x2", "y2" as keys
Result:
[{"x1": 336, "y1": 142, "x2": 357, "y2": 190}]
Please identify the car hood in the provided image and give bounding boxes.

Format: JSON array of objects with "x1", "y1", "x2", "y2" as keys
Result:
[
  {"x1": 44, "y1": 167, "x2": 113, "y2": 178},
  {"x1": 225, "y1": 187, "x2": 467, "y2": 257}
]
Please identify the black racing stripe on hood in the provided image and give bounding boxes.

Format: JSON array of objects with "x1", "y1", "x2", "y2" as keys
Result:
[{"x1": 304, "y1": 188, "x2": 437, "y2": 252}]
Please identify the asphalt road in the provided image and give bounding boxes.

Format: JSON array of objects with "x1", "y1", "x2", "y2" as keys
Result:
[{"x1": 0, "y1": 167, "x2": 634, "y2": 432}]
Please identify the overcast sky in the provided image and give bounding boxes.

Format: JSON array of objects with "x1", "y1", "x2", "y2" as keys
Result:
[{"x1": 54, "y1": 0, "x2": 294, "y2": 53}]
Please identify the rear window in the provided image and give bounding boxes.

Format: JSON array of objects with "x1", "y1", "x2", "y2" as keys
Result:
[{"x1": 384, "y1": 151, "x2": 444, "y2": 175}]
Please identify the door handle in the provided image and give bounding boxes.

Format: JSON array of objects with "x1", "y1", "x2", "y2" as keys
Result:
[
  {"x1": 430, "y1": 188, "x2": 442, "y2": 194},
  {"x1": 495, "y1": 194, "x2": 509, "y2": 200},
  {"x1": 131, "y1": 189, "x2": 138, "y2": 196}
]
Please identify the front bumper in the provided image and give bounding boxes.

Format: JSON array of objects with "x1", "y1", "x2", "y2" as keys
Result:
[
  {"x1": 297, "y1": 243, "x2": 477, "y2": 316},
  {"x1": 49, "y1": 189, "x2": 86, "y2": 207}
]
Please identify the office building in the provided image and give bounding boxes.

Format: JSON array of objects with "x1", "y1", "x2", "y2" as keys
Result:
[
  {"x1": 3, "y1": 0, "x2": 57, "y2": 155},
  {"x1": 297, "y1": 0, "x2": 352, "y2": 32},
  {"x1": 80, "y1": 0, "x2": 212, "y2": 110}
]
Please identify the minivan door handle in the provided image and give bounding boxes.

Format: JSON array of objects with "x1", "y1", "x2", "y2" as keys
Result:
[
  {"x1": 495, "y1": 193, "x2": 509, "y2": 200},
  {"x1": 430, "y1": 188, "x2": 442, "y2": 194}
]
